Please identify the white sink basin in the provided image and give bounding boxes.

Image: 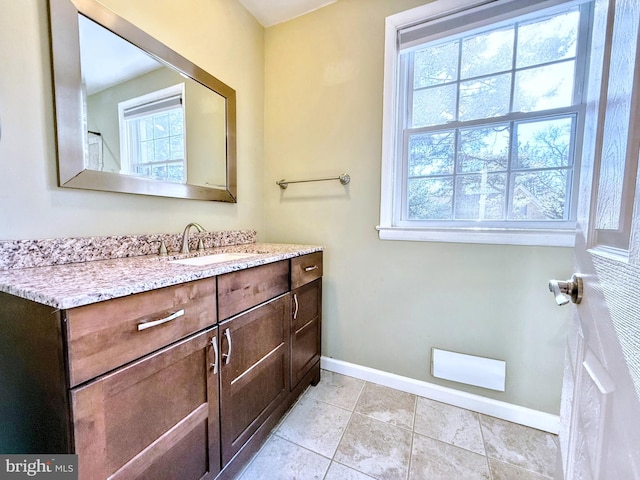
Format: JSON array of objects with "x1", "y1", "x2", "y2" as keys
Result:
[{"x1": 169, "y1": 252, "x2": 260, "y2": 266}]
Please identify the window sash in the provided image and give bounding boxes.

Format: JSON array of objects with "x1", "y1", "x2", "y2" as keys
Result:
[{"x1": 399, "y1": 110, "x2": 581, "y2": 225}]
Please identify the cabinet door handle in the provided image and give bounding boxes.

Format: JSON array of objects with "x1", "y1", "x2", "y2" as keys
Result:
[
  {"x1": 210, "y1": 336, "x2": 219, "y2": 374},
  {"x1": 293, "y1": 293, "x2": 299, "y2": 320},
  {"x1": 304, "y1": 265, "x2": 318, "y2": 272},
  {"x1": 137, "y1": 309, "x2": 184, "y2": 331},
  {"x1": 222, "y1": 328, "x2": 232, "y2": 365}
]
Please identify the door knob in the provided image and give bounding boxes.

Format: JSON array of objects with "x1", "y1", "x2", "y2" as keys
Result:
[{"x1": 548, "y1": 274, "x2": 583, "y2": 306}]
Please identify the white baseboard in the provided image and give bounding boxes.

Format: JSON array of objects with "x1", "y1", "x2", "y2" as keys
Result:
[{"x1": 320, "y1": 356, "x2": 560, "y2": 434}]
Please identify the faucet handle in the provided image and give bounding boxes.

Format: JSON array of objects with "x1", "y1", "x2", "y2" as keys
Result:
[
  {"x1": 148, "y1": 239, "x2": 169, "y2": 256},
  {"x1": 197, "y1": 239, "x2": 205, "y2": 252},
  {"x1": 158, "y1": 240, "x2": 168, "y2": 256}
]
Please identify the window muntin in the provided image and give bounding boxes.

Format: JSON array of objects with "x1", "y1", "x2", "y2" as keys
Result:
[{"x1": 385, "y1": 1, "x2": 591, "y2": 243}]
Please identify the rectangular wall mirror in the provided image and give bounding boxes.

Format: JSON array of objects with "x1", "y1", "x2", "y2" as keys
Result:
[{"x1": 48, "y1": 0, "x2": 237, "y2": 202}]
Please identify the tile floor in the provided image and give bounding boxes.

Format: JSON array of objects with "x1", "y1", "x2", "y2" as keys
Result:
[{"x1": 234, "y1": 370, "x2": 560, "y2": 480}]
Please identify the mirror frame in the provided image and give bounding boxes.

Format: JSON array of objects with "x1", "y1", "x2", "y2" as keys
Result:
[{"x1": 48, "y1": 0, "x2": 237, "y2": 202}]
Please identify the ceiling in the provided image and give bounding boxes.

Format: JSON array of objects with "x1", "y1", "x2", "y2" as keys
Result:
[{"x1": 238, "y1": 0, "x2": 337, "y2": 27}]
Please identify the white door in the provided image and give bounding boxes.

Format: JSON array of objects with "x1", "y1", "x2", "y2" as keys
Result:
[{"x1": 555, "y1": 0, "x2": 640, "y2": 478}]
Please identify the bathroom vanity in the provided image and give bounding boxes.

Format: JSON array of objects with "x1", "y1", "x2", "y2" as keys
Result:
[{"x1": 0, "y1": 235, "x2": 322, "y2": 480}]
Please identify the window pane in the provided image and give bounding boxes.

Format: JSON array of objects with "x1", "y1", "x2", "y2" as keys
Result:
[
  {"x1": 517, "y1": 10, "x2": 579, "y2": 69},
  {"x1": 140, "y1": 140, "x2": 154, "y2": 164},
  {"x1": 509, "y1": 170, "x2": 570, "y2": 220},
  {"x1": 153, "y1": 113, "x2": 170, "y2": 139},
  {"x1": 461, "y1": 27, "x2": 513, "y2": 79},
  {"x1": 151, "y1": 165, "x2": 167, "y2": 181},
  {"x1": 140, "y1": 117, "x2": 154, "y2": 141},
  {"x1": 515, "y1": 117, "x2": 573, "y2": 169},
  {"x1": 408, "y1": 131, "x2": 455, "y2": 176},
  {"x1": 513, "y1": 61, "x2": 575, "y2": 112},
  {"x1": 169, "y1": 110, "x2": 184, "y2": 136},
  {"x1": 167, "y1": 164, "x2": 184, "y2": 183},
  {"x1": 458, "y1": 125, "x2": 510, "y2": 173},
  {"x1": 413, "y1": 41, "x2": 459, "y2": 88},
  {"x1": 455, "y1": 173, "x2": 506, "y2": 220},
  {"x1": 170, "y1": 136, "x2": 185, "y2": 161},
  {"x1": 154, "y1": 138, "x2": 170, "y2": 162},
  {"x1": 408, "y1": 177, "x2": 453, "y2": 220},
  {"x1": 459, "y1": 73, "x2": 511, "y2": 121},
  {"x1": 412, "y1": 84, "x2": 456, "y2": 127}
]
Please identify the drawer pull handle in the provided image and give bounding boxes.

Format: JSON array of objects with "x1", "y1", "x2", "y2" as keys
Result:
[
  {"x1": 293, "y1": 293, "x2": 299, "y2": 320},
  {"x1": 137, "y1": 309, "x2": 185, "y2": 331},
  {"x1": 222, "y1": 328, "x2": 232, "y2": 365},
  {"x1": 304, "y1": 265, "x2": 318, "y2": 272},
  {"x1": 210, "y1": 336, "x2": 219, "y2": 374}
]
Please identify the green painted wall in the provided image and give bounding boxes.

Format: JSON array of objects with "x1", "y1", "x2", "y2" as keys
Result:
[{"x1": 263, "y1": 0, "x2": 573, "y2": 413}]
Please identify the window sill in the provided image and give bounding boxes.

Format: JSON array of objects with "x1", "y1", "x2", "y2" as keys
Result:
[{"x1": 376, "y1": 226, "x2": 576, "y2": 247}]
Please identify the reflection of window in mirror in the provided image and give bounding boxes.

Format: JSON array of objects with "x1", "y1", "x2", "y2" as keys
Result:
[
  {"x1": 86, "y1": 131, "x2": 103, "y2": 170},
  {"x1": 117, "y1": 83, "x2": 186, "y2": 183}
]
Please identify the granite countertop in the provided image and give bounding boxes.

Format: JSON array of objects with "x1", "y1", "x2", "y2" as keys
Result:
[{"x1": 0, "y1": 243, "x2": 323, "y2": 310}]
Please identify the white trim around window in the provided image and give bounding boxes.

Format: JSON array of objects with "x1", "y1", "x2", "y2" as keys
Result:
[{"x1": 378, "y1": 0, "x2": 587, "y2": 247}]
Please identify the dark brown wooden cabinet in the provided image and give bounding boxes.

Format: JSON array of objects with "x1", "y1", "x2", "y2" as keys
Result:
[{"x1": 0, "y1": 251, "x2": 323, "y2": 480}]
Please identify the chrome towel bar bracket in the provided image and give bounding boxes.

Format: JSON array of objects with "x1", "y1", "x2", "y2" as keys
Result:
[{"x1": 276, "y1": 173, "x2": 350, "y2": 189}]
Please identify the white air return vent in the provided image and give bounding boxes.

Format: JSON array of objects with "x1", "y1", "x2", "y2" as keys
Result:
[{"x1": 432, "y1": 348, "x2": 506, "y2": 392}]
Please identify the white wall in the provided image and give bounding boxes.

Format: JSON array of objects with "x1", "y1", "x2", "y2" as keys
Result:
[
  {"x1": 263, "y1": 0, "x2": 573, "y2": 414},
  {"x1": 0, "y1": 0, "x2": 264, "y2": 240}
]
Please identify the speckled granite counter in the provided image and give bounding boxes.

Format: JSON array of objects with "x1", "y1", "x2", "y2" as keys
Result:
[
  {"x1": 0, "y1": 242, "x2": 323, "y2": 310},
  {"x1": 0, "y1": 230, "x2": 258, "y2": 270}
]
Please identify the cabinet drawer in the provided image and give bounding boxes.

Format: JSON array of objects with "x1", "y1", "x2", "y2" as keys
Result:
[
  {"x1": 291, "y1": 252, "x2": 323, "y2": 289},
  {"x1": 217, "y1": 260, "x2": 289, "y2": 320},
  {"x1": 66, "y1": 278, "x2": 217, "y2": 386}
]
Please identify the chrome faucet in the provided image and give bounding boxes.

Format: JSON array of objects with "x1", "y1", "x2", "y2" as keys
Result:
[{"x1": 180, "y1": 222, "x2": 206, "y2": 254}]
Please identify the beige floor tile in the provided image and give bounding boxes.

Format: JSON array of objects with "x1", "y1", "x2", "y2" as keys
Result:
[
  {"x1": 409, "y1": 433, "x2": 490, "y2": 480},
  {"x1": 235, "y1": 371, "x2": 562, "y2": 480},
  {"x1": 480, "y1": 415, "x2": 559, "y2": 478},
  {"x1": 237, "y1": 436, "x2": 330, "y2": 480},
  {"x1": 334, "y1": 412, "x2": 412, "y2": 480},
  {"x1": 276, "y1": 394, "x2": 352, "y2": 458},
  {"x1": 324, "y1": 462, "x2": 377, "y2": 480},
  {"x1": 414, "y1": 397, "x2": 485, "y2": 454},
  {"x1": 489, "y1": 458, "x2": 553, "y2": 480},
  {"x1": 355, "y1": 382, "x2": 416, "y2": 430},
  {"x1": 304, "y1": 370, "x2": 365, "y2": 410}
]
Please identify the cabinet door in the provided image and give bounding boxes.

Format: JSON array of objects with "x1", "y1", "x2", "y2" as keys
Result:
[
  {"x1": 291, "y1": 278, "x2": 322, "y2": 389},
  {"x1": 218, "y1": 295, "x2": 290, "y2": 465},
  {"x1": 72, "y1": 328, "x2": 221, "y2": 480}
]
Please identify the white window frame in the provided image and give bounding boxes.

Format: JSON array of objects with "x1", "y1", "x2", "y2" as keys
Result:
[
  {"x1": 118, "y1": 83, "x2": 187, "y2": 182},
  {"x1": 377, "y1": 0, "x2": 591, "y2": 246}
]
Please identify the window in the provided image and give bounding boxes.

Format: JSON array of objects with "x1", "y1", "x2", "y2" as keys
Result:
[
  {"x1": 118, "y1": 84, "x2": 186, "y2": 183},
  {"x1": 379, "y1": 0, "x2": 593, "y2": 246}
]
